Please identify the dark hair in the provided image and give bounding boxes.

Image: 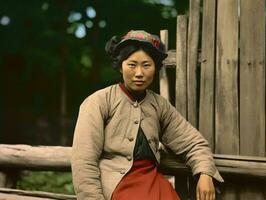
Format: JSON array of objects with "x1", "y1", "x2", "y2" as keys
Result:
[{"x1": 105, "y1": 36, "x2": 165, "y2": 70}]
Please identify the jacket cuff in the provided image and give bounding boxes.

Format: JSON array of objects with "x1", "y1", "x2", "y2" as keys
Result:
[{"x1": 192, "y1": 166, "x2": 224, "y2": 183}]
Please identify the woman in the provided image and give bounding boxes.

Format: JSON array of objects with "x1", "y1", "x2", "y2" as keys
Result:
[{"x1": 71, "y1": 30, "x2": 223, "y2": 200}]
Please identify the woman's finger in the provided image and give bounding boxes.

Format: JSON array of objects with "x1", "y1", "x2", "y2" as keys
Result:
[
  {"x1": 197, "y1": 188, "x2": 200, "y2": 200},
  {"x1": 200, "y1": 190, "x2": 207, "y2": 200},
  {"x1": 212, "y1": 191, "x2": 216, "y2": 200},
  {"x1": 206, "y1": 191, "x2": 211, "y2": 200}
]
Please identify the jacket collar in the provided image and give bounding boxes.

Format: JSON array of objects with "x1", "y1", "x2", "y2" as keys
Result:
[
  {"x1": 118, "y1": 83, "x2": 147, "y2": 103},
  {"x1": 119, "y1": 83, "x2": 152, "y2": 104}
]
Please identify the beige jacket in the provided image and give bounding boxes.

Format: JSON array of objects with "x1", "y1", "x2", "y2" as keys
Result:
[{"x1": 71, "y1": 84, "x2": 223, "y2": 200}]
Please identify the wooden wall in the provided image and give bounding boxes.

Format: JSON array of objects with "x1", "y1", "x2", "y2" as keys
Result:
[{"x1": 161, "y1": 0, "x2": 266, "y2": 199}]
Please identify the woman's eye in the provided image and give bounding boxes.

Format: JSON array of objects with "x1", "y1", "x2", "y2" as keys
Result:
[
  {"x1": 143, "y1": 64, "x2": 151, "y2": 68},
  {"x1": 128, "y1": 63, "x2": 136, "y2": 68}
]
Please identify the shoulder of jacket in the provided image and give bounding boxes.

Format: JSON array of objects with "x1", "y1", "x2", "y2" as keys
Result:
[{"x1": 147, "y1": 90, "x2": 168, "y2": 105}]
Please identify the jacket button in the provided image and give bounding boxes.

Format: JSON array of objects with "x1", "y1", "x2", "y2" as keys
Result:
[
  {"x1": 128, "y1": 136, "x2": 134, "y2": 142},
  {"x1": 133, "y1": 102, "x2": 138, "y2": 108},
  {"x1": 120, "y1": 170, "x2": 125, "y2": 174},
  {"x1": 134, "y1": 120, "x2": 139, "y2": 124},
  {"x1": 126, "y1": 155, "x2": 132, "y2": 161}
]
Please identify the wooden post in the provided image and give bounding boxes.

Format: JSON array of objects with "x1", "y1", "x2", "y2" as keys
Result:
[
  {"x1": 175, "y1": 15, "x2": 188, "y2": 118},
  {"x1": 0, "y1": 171, "x2": 18, "y2": 188},
  {"x1": 175, "y1": 15, "x2": 190, "y2": 200},
  {"x1": 0, "y1": 172, "x2": 11, "y2": 187},
  {"x1": 198, "y1": 0, "x2": 217, "y2": 151},
  {"x1": 239, "y1": 0, "x2": 265, "y2": 157},
  {"x1": 215, "y1": 0, "x2": 239, "y2": 155},
  {"x1": 159, "y1": 30, "x2": 170, "y2": 100},
  {"x1": 216, "y1": 0, "x2": 239, "y2": 199},
  {"x1": 239, "y1": 0, "x2": 265, "y2": 199},
  {"x1": 187, "y1": 0, "x2": 200, "y2": 128}
]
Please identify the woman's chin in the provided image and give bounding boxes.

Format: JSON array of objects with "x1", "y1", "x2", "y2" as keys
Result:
[{"x1": 131, "y1": 85, "x2": 146, "y2": 93}]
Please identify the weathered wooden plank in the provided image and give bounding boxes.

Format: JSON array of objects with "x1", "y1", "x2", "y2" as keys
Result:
[
  {"x1": 175, "y1": 15, "x2": 188, "y2": 117},
  {"x1": 160, "y1": 153, "x2": 266, "y2": 178},
  {"x1": 216, "y1": 1, "x2": 239, "y2": 199},
  {"x1": 215, "y1": 0, "x2": 239, "y2": 155},
  {"x1": 160, "y1": 30, "x2": 176, "y2": 190},
  {"x1": 214, "y1": 153, "x2": 266, "y2": 162},
  {"x1": 198, "y1": 0, "x2": 216, "y2": 151},
  {"x1": 187, "y1": 0, "x2": 200, "y2": 127},
  {"x1": 175, "y1": 15, "x2": 189, "y2": 199},
  {"x1": 0, "y1": 194, "x2": 54, "y2": 200},
  {"x1": 239, "y1": 1, "x2": 265, "y2": 200},
  {"x1": 164, "y1": 50, "x2": 201, "y2": 68},
  {"x1": 239, "y1": 0, "x2": 265, "y2": 157},
  {"x1": 159, "y1": 30, "x2": 170, "y2": 100},
  {"x1": 0, "y1": 187, "x2": 76, "y2": 200},
  {"x1": 0, "y1": 145, "x2": 71, "y2": 170},
  {"x1": 163, "y1": 50, "x2": 176, "y2": 67},
  {"x1": 1, "y1": 145, "x2": 266, "y2": 178}
]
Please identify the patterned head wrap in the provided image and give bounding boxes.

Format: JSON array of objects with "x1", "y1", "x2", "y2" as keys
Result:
[{"x1": 114, "y1": 30, "x2": 167, "y2": 59}]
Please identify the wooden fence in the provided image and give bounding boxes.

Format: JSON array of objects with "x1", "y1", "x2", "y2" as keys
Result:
[
  {"x1": 160, "y1": 0, "x2": 266, "y2": 199},
  {"x1": 0, "y1": 145, "x2": 266, "y2": 199}
]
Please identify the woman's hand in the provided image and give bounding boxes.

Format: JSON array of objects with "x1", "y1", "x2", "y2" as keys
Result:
[{"x1": 196, "y1": 174, "x2": 215, "y2": 200}]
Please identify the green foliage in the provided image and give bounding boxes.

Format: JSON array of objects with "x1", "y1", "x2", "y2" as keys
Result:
[
  {"x1": 17, "y1": 171, "x2": 75, "y2": 195},
  {"x1": 0, "y1": 0, "x2": 189, "y2": 145}
]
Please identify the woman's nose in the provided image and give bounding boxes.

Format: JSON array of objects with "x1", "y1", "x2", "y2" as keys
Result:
[{"x1": 135, "y1": 66, "x2": 143, "y2": 77}]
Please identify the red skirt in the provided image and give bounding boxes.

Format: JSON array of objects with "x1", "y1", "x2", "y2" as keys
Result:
[{"x1": 111, "y1": 160, "x2": 181, "y2": 200}]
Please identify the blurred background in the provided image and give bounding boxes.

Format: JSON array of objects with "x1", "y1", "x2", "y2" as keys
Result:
[{"x1": 0, "y1": 0, "x2": 189, "y2": 147}]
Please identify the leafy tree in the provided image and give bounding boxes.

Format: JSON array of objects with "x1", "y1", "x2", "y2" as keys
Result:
[{"x1": 0, "y1": 0, "x2": 188, "y2": 145}]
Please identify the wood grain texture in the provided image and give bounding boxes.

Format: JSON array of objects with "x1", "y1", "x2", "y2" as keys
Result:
[
  {"x1": 216, "y1": 2, "x2": 239, "y2": 199},
  {"x1": 1, "y1": 145, "x2": 266, "y2": 178},
  {"x1": 0, "y1": 194, "x2": 55, "y2": 200},
  {"x1": 160, "y1": 152, "x2": 266, "y2": 178},
  {"x1": 215, "y1": 0, "x2": 239, "y2": 155},
  {"x1": 163, "y1": 50, "x2": 177, "y2": 68},
  {"x1": 164, "y1": 50, "x2": 201, "y2": 69},
  {"x1": 198, "y1": 0, "x2": 216, "y2": 151},
  {"x1": 239, "y1": 0, "x2": 265, "y2": 199},
  {"x1": 187, "y1": 0, "x2": 200, "y2": 127},
  {"x1": 174, "y1": 16, "x2": 189, "y2": 199},
  {"x1": 0, "y1": 187, "x2": 76, "y2": 200},
  {"x1": 159, "y1": 30, "x2": 170, "y2": 100},
  {"x1": 239, "y1": 0, "x2": 265, "y2": 157},
  {"x1": 0, "y1": 145, "x2": 71, "y2": 170},
  {"x1": 175, "y1": 15, "x2": 188, "y2": 117}
]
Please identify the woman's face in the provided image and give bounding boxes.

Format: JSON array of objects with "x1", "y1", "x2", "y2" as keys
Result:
[{"x1": 121, "y1": 50, "x2": 155, "y2": 93}]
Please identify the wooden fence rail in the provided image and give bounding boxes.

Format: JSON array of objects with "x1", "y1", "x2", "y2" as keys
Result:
[
  {"x1": 0, "y1": 187, "x2": 76, "y2": 200},
  {"x1": 1, "y1": 144, "x2": 266, "y2": 178},
  {"x1": 1, "y1": 144, "x2": 266, "y2": 199}
]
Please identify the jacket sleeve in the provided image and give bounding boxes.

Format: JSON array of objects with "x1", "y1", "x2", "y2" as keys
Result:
[
  {"x1": 71, "y1": 96, "x2": 107, "y2": 200},
  {"x1": 160, "y1": 99, "x2": 223, "y2": 182}
]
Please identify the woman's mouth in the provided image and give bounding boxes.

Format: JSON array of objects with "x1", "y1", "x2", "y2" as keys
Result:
[{"x1": 133, "y1": 81, "x2": 144, "y2": 86}]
